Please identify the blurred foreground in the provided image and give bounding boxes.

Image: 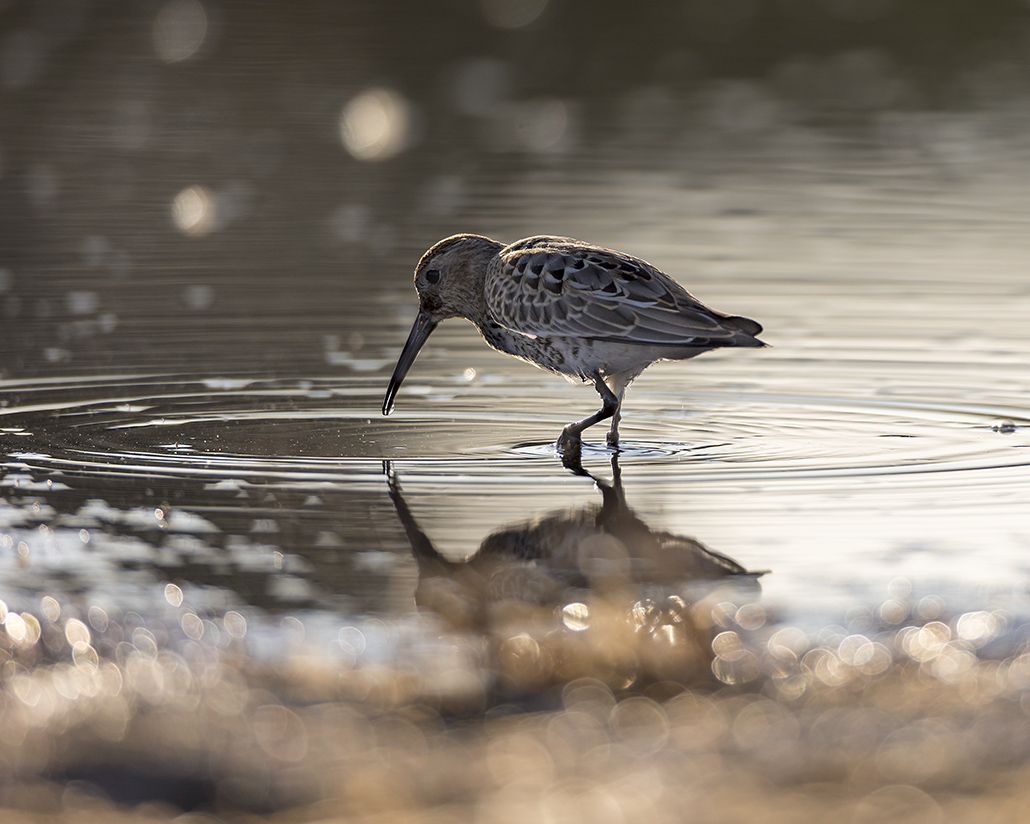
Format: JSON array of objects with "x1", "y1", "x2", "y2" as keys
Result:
[
  {"x1": 3, "y1": 578, "x2": 1030, "y2": 822},
  {"x1": 2, "y1": 461, "x2": 1030, "y2": 822}
]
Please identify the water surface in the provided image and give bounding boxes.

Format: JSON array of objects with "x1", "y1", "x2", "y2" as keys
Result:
[{"x1": 3, "y1": 1, "x2": 1030, "y2": 819}]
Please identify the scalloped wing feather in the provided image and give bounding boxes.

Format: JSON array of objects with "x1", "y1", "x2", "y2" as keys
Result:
[{"x1": 484, "y1": 236, "x2": 750, "y2": 346}]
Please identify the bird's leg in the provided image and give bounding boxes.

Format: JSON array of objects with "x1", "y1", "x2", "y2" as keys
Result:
[
  {"x1": 556, "y1": 374, "x2": 620, "y2": 457},
  {"x1": 606, "y1": 406, "x2": 622, "y2": 447},
  {"x1": 604, "y1": 376, "x2": 630, "y2": 448}
]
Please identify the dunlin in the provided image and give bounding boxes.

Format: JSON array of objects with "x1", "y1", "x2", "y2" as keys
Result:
[{"x1": 382, "y1": 234, "x2": 764, "y2": 456}]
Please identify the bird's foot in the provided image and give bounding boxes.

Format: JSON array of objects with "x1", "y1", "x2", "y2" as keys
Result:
[{"x1": 556, "y1": 428, "x2": 585, "y2": 473}]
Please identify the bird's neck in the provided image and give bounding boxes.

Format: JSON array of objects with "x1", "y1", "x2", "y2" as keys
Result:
[{"x1": 453, "y1": 245, "x2": 498, "y2": 325}]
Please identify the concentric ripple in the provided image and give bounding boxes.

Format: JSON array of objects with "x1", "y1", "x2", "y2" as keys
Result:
[{"x1": 0, "y1": 374, "x2": 1027, "y2": 483}]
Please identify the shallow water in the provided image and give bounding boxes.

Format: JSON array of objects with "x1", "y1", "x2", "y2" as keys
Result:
[
  {"x1": 5, "y1": 144, "x2": 1030, "y2": 632},
  {"x1": 4, "y1": 1, "x2": 1030, "y2": 819}
]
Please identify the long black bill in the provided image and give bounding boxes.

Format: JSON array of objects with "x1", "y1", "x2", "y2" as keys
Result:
[{"x1": 382, "y1": 309, "x2": 439, "y2": 415}]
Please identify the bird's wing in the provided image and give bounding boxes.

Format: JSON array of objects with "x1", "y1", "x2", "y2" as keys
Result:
[{"x1": 485, "y1": 237, "x2": 753, "y2": 345}]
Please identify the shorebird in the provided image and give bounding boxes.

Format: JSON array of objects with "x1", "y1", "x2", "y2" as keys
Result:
[{"x1": 382, "y1": 234, "x2": 764, "y2": 457}]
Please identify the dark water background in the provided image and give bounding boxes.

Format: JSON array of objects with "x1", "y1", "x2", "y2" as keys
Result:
[{"x1": 3, "y1": 1, "x2": 1030, "y2": 820}]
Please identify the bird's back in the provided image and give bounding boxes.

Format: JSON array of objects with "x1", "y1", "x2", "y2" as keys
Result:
[{"x1": 484, "y1": 236, "x2": 763, "y2": 350}]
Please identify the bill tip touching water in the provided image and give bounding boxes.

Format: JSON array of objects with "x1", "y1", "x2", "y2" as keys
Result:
[{"x1": 382, "y1": 234, "x2": 765, "y2": 458}]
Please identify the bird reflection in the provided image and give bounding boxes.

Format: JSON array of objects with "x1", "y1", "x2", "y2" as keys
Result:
[{"x1": 386, "y1": 457, "x2": 765, "y2": 692}]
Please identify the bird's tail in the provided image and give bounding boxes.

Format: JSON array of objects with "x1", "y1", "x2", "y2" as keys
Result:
[{"x1": 721, "y1": 314, "x2": 765, "y2": 346}]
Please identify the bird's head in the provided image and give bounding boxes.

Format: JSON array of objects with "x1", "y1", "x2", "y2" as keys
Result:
[
  {"x1": 383, "y1": 234, "x2": 503, "y2": 415},
  {"x1": 411, "y1": 234, "x2": 500, "y2": 320}
]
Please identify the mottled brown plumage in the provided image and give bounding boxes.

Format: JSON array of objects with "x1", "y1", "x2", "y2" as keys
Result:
[{"x1": 383, "y1": 234, "x2": 764, "y2": 456}]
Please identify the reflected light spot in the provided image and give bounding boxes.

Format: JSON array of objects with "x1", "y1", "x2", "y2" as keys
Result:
[
  {"x1": 44, "y1": 348, "x2": 71, "y2": 364},
  {"x1": 562, "y1": 602, "x2": 590, "y2": 632},
  {"x1": 41, "y1": 596, "x2": 61, "y2": 623},
  {"x1": 710, "y1": 603, "x2": 738, "y2": 629},
  {"x1": 838, "y1": 634, "x2": 892, "y2": 676},
  {"x1": 73, "y1": 643, "x2": 99, "y2": 671},
  {"x1": 81, "y1": 235, "x2": 109, "y2": 268},
  {"x1": 65, "y1": 618, "x2": 91, "y2": 648},
  {"x1": 8, "y1": 612, "x2": 40, "y2": 646},
  {"x1": 887, "y1": 576, "x2": 912, "y2": 599},
  {"x1": 956, "y1": 610, "x2": 999, "y2": 646},
  {"x1": 767, "y1": 626, "x2": 807, "y2": 660},
  {"x1": 133, "y1": 627, "x2": 159, "y2": 657},
  {"x1": 500, "y1": 633, "x2": 552, "y2": 689},
  {"x1": 1005, "y1": 654, "x2": 1030, "y2": 691},
  {"x1": 183, "y1": 284, "x2": 214, "y2": 310},
  {"x1": 153, "y1": 0, "x2": 208, "y2": 63},
  {"x1": 254, "y1": 704, "x2": 308, "y2": 762},
  {"x1": 181, "y1": 611, "x2": 204, "y2": 640},
  {"x1": 338, "y1": 626, "x2": 365, "y2": 655},
  {"x1": 609, "y1": 697, "x2": 669, "y2": 754},
  {"x1": 11, "y1": 674, "x2": 40, "y2": 707},
  {"x1": 463, "y1": 368, "x2": 476, "y2": 381},
  {"x1": 712, "y1": 650, "x2": 759, "y2": 684},
  {"x1": 339, "y1": 88, "x2": 413, "y2": 161},
  {"x1": 481, "y1": 0, "x2": 549, "y2": 28},
  {"x1": 165, "y1": 583, "x2": 184, "y2": 607},
  {"x1": 879, "y1": 598, "x2": 907, "y2": 625},
  {"x1": 854, "y1": 785, "x2": 942, "y2": 824},
  {"x1": 172, "y1": 185, "x2": 216, "y2": 235},
  {"x1": 328, "y1": 202, "x2": 369, "y2": 243},
  {"x1": 712, "y1": 630, "x2": 745, "y2": 661},
  {"x1": 901, "y1": 621, "x2": 950, "y2": 662},
  {"x1": 281, "y1": 615, "x2": 305, "y2": 643},
  {"x1": 837, "y1": 634, "x2": 870, "y2": 666},
  {"x1": 933, "y1": 645, "x2": 977, "y2": 684},
  {"x1": 512, "y1": 98, "x2": 568, "y2": 152},
  {"x1": 88, "y1": 606, "x2": 109, "y2": 633},
  {"x1": 5, "y1": 611, "x2": 27, "y2": 642},
  {"x1": 66, "y1": 291, "x2": 99, "y2": 315},
  {"x1": 802, "y1": 647, "x2": 850, "y2": 687},
  {"x1": 52, "y1": 665, "x2": 79, "y2": 701},
  {"x1": 735, "y1": 603, "x2": 765, "y2": 630},
  {"x1": 224, "y1": 610, "x2": 247, "y2": 639}
]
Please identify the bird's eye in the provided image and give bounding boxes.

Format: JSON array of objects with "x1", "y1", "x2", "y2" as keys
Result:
[{"x1": 425, "y1": 268, "x2": 441, "y2": 284}]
